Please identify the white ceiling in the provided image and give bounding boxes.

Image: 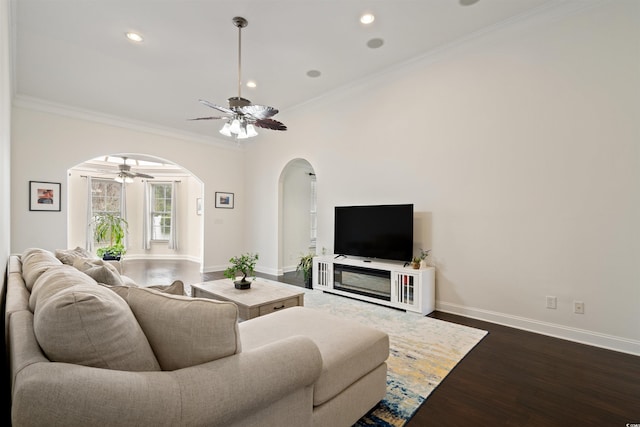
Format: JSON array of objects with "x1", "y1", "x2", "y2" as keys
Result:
[{"x1": 12, "y1": 0, "x2": 554, "y2": 141}]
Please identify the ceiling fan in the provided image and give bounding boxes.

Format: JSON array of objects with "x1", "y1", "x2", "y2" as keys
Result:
[
  {"x1": 190, "y1": 16, "x2": 287, "y2": 139},
  {"x1": 114, "y1": 157, "x2": 154, "y2": 183}
]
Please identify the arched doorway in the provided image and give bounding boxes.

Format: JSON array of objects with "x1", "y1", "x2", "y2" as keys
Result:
[
  {"x1": 278, "y1": 159, "x2": 317, "y2": 277},
  {"x1": 67, "y1": 153, "x2": 204, "y2": 268}
]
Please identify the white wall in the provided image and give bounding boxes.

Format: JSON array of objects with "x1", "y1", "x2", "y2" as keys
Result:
[
  {"x1": 11, "y1": 106, "x2": 245, "y2": 271},
  {"x1": 0, "y1": 0, "x2": 11, "y2": 265},
  {"x1": 245, "y1": 1, "x2": 640, "y2": 354}
]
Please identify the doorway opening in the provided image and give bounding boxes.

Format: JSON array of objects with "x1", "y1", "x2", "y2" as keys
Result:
[
  {"x1": 67, "y1": 153, "x2": 204, "y2": 272},
  {"x1": 278, "y1": 158, "x2": 317, "y2": 280}
]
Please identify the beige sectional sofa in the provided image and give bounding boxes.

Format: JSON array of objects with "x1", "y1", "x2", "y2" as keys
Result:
[{"x1": 3, "y1": 248, "x2": 389, "y2": 426}]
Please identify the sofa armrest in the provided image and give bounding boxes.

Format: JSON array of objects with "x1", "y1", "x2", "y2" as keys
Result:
[
  {"x1": 11, "y1": 334, "x2": 322, "y2": 427},
  {"x1": 175, "y1": 335, "x2": 322, "y2": 425}
]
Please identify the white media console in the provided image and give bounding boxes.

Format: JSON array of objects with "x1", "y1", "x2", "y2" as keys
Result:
[{"x1": 312, "y1": 255, "x2": 435, "y2": 315}]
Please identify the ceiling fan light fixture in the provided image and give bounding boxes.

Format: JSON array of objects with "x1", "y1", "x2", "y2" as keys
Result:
[
  {"x1": 115, "y1": 175, "x2": 133, "y2": 184},
  {"x1": 229, "y1": 118, "x2": 241, "y2": 134},
  {"x1": 236, "y1": 127, "x2": 249, "y2": 140},
  {"x1": 246, "y1": 124, "x2": 258, "y2": 137},
  {"x1": 219, "y1": 122, "x2": 232, "y2": 136}
]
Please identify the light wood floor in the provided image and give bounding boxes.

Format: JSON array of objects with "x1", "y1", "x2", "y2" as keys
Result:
[{"x1": 122, "y1": 260, "x2": 640, "y2": 426}]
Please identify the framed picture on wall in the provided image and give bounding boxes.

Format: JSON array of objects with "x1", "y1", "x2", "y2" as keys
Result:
[
  {"x1": 29, "y1": 181, "x2": 61, "y2": 212},
  {"x1": 215, "y1": 192, "x2": 234, "y2": 209}
]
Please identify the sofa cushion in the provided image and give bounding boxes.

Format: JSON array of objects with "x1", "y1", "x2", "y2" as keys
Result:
[
  {"x1": 29, "y1": 264, "x2": 97, "y2": 312},
  {"x1": 22, "y1": 250, "x2": 63, "y2": 291},
  {"x1": 239, "y1": 306, "x2": 389, "y2": 406},
  {"x1": 126, "y1": 287, "x2": 241, "y2": 371},
  {"x1": 33, "y1": 283, "x2": 161, "y2": 371},
  {"x1": 148, "y1": 280, "x2": 184, "y2": 295},
  {"x1": 121, "y1": 275, "x2": 138, "y2": 287},
  {"x1": 55, "y1": 246, "x2": 93, "y2": 265},
  {"x1": 21, "y1": 247, "x2": 53, "y2": 260},
  {"x1": 73, "y1": 257, "x2": 125, "y2": 287},
  {"x1": 102, "y1": 280, "x2": 184, "y2": 300}
]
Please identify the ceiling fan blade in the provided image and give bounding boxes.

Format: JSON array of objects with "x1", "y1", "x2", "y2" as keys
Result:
[
  {"x1": 239, "y1": 104, "x2": 279, "y2": 119},
  {"x1": 198, "y1": 99, "x2": 234, "y2": 115},
  {"x1": 188, "y1": 116, "x2": 226, "y2": 121},
  {"x1": 133, "y1": 172, "x2": 155, "y2": 179},
  {"x1": 255, "y1": 118, "x2": 287, "y2": 131}
]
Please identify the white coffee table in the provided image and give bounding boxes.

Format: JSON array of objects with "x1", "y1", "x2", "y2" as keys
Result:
[{"x1": 191, "y1": 278, "x2": 305, "y2": 320}]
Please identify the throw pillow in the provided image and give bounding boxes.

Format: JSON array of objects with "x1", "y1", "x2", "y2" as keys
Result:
[
  {"x1": 126, "y1": 287, "x2": 241, "y2": 371},
  {"x1": 73, "y1": 257, "x2": 125, "y2": 287},
  {"x1": 55, "y1": 246, "x2": 93, "y2": 265},
  {"x1": 22, "y1": 250, "x2": 63, "y2": 291},
  {"x1": 120, "y1": 275, "x2": 139, "y2": 287},
  {"x1": 29, "y1": 264, "x2": 97, "y2": 312},
  {"x1": 22, "y1": 247, "x2": 52, "y2": 259},
  {"x1": 148, "y1": 280, "x2": 184, "y2": 296},
  {"x1": 104, "y1": 284, "x2": 131, "y2": 300},
  {"x1": 33, "y1": 283, "x2": 161, "y2": 371}
]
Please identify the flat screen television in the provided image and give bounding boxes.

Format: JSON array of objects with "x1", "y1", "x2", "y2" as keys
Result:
[{"x1": 334, "y1": 204, "x2": 413, "y2": 262}]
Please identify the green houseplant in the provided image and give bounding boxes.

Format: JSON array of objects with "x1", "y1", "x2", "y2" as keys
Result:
[
  {"x1": 93, "y1": 213, "x2": 128, "y2": 261},
  {"x1": 224, "y1": 252, "x2": 259, "y2": 289},
  {"x1": 411, "y1": 248, "x2": 431, "y2": 269},
  {"x1": 296, "y1": 253, "x2": 315, "y2": 289}
]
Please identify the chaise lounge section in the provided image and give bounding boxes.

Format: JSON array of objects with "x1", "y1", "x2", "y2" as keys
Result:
[{"x1": 3, "y1": 248, "x2": 389, "y2": 426}]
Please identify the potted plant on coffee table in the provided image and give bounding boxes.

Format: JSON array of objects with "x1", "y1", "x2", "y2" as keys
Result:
[
  {"x1": 296, "y1": 253, "x2": 315, "y2": 289},
  {"x1": 93, "y1": 213, "x2": 128, "y2": 261},
  {"x1": 224, "y1": 252, "x2": 259, "y2": 289}
]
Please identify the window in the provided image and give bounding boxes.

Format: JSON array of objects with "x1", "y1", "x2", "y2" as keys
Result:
[
  {"x1": 91, "y1": 179, "x2": 121, "y2": 241},
  {"x1": 150, "y1": 183, "x2": 172, "y2": 241}
]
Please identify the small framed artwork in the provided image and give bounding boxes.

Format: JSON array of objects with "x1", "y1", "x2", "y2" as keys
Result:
[
  {"x1": 215, "y1": 192, "x2": 234, "y2": 209},
  {"x1": 29, "y1": 181, "x2": 61, "y2": 212},
  {"x1": 196, "y1": 197, "x2": 203, "y2": 215}
]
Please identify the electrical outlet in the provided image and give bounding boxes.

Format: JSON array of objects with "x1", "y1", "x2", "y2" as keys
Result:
[
  {"x1": 546, "y1": 296, "x2": 557, "y2": 309},
  {"x1": 574, "y1": 301, "x2": 585, "y2": 314}
]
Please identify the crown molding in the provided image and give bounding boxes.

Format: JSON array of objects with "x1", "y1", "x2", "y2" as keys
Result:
[
  {"x1": 287, "y1": 0, "x2": 608, "y2": 113},
  {"x1": 12, "y1": 94, "x2": 242, "y2": 151}
]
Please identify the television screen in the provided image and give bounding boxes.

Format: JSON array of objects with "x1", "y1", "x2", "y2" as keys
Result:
[{"x1": 334, "y1": 204, "x2": 413, "y2": 262}]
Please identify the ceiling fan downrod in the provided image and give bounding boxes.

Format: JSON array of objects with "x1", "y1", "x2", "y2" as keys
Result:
[{"x1": 232, "y1": 16, "x2": 248, "y2": 103}]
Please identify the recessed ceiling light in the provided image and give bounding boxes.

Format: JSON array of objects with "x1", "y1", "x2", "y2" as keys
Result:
[
  {"x1": 306, "y1": 70, "x2": 321, "y2": 78},
  {"x1": 367, "y1": 38, "x2": 384, "y2": 49},
  {"x1": 125, "y1": 32, "x2": 144, "y2": 43},
  {"x1": 246, "y1": 81, "x2": 257, "y2": 88},
  {"x1": 360, "y1": 13, "x2": 375, "y2": 25}
]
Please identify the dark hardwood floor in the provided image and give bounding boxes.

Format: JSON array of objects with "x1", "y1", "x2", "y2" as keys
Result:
[
  {"x1": 409, "y1": 312, "x2": 640, "y2": 427},
  {"x1": 122, "y1": 260, "x2": 640, "y2": 426}
]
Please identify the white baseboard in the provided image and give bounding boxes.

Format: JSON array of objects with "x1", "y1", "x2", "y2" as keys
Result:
[
  {"x1": 123, "y1": 254, "x2": 201, "y2": 263},
  {"x1": 202, "y1": 264, "x2": 228, "y2": 273},
  {"x1": 437, "y1": 301, "x2": 640, "y2": 356}
]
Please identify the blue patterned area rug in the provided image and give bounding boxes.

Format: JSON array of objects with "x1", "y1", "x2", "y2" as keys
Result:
[{"x1": 302, "y1": 289, "x2": 488, "y2": 427}]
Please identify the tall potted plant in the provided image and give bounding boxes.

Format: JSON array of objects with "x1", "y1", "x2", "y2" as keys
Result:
[
  {"x1": 296, "y1": 253, "x2": 315, "y2": 289},
  {"x1": 224, "y1": 253, "x2": 259, "y2": 289},
  {"x1": 93, "y1": 213, "x2": 128, "y2": 261}
]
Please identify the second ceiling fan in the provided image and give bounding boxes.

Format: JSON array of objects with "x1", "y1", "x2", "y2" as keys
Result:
[
  {"x1": 191, "y1": 16, "x2": 287, "y2": 139},
  {"x1": 115, "y1": 157, "x2": 154, "y2": 183}
]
